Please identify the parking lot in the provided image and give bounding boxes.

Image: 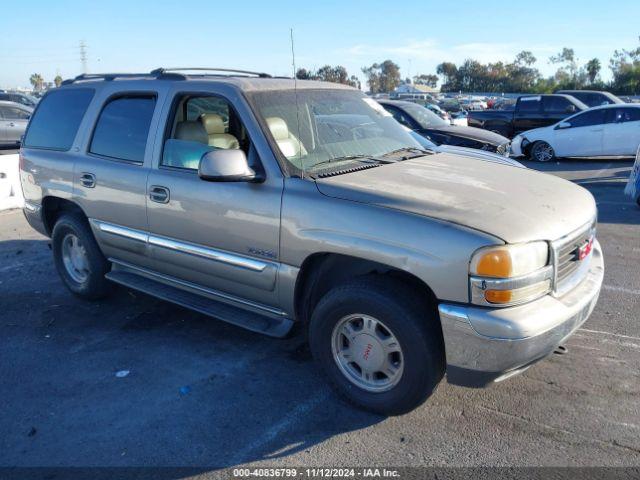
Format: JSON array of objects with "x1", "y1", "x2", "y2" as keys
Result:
[{"x1": 0, "y1": 150, "x2": 639, "y2": 469}]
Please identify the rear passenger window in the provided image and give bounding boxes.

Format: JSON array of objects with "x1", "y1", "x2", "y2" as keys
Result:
[
  {"x1": 23, "y1": 89, "x2": 94, "y2": 151},
  {"x1": 90, "y1": 96, "x2": 156, "y2": 163},
  {"x1": 608, "y1": 107, "x2": 640, "y2": 123}
]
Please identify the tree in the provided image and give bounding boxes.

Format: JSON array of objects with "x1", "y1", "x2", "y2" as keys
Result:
[
  {"x1": 515, "y1": 50, "x2": 537, "y2": 67},
  {"x1": 609, "y1": 40, "x2": 640, "y2": 95},
  {"x1": 413, "y1": 74, "x2": 438, "y2": 88},
  {"x1": 295, "y1": 68, "x2": 311, "y2": 80},
  {"x1": 29, "y1": 73, "x2": 44, "y2": 91},
  {"x1": 585, "y1": 58, "x2": 601, "y2": 84},
  {"x1": 361, "y1": 60, "x2": 401, "y2": 94},
  {"x1": 54, "y1": 75, "x2": 63, "y2": 88},
  {"x1": 436, "y1": 62, "x2": 459, "y2": 91},
  {"x1": 549, "y1": 47, "x2": 583, "y2": 87},
  {"x1": 296, "y1": 65, "x2": 360, "y2": 88}
]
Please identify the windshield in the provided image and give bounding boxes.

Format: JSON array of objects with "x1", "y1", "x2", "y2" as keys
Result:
[
  {"x1": 401, "y1": 103, "x2": 449, "y2": 128},
  {"x1": 250, "y1": 89, "x2": 425, "y2": 174}
]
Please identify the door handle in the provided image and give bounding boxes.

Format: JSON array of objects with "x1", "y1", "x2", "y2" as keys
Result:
[
  {"x1": 8, "y1": 122, "x2": 15, "y2": 127},
  {"x1": 80, "y1": 172, "x2": 96, "y2": 188},
  {"x1": 590, "y1": 128, "x2": 603, "y2": 132},
  {"x1": 149, "y1": 185, "x2": 170, "y2": 204}
]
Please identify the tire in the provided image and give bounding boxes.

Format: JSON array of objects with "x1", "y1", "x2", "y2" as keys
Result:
[
  {"x1": 530, "y1": 141, "x2": 556, "y2": 162},
  {"x1": 308, "y1": 276, "x2": 445, "y2": 415},
  {"x1": 51, "y1": 213, "x2": 112, "y2": 300}
]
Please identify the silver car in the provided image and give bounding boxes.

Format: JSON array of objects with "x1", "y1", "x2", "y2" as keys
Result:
[
  {"x1": 0, "y1": 101, "x2": 32, "y2": 146},
  {"x1": 20, "y1": 69, "x2": 604, "y2": 415}
]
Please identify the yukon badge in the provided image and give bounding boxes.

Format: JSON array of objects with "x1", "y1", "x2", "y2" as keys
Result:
[{"x1": 248, "y1": 247, "x2": 277, "y2": 260}]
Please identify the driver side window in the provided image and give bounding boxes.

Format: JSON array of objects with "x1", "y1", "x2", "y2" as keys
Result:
[
  {"x1": 161, "y1": 94, "x2": 249, "y2": 170},
  {"x1": 567, "y1": 109, "x2": 606, "y2": 128}
]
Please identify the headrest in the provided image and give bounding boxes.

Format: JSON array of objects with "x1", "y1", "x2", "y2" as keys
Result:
[
  {"x1": 175, "y1": 121, "x2": 208, "y2": 144},
  {"x1": 266, "y1": 117, "x2": 289, "y2": 141},
  {"x1": 200, "y1": 114, "x2": 225, "y2": 134}
]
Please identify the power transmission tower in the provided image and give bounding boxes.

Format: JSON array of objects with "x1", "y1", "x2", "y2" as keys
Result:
[{"x1": 79, "y1": 41, "x2": 88, "y2": 73}]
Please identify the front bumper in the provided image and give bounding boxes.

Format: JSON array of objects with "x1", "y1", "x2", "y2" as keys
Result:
[
  {"x1": 510, "y1": 135, "x2": 527, "y2": 157},
  {"x1": 439, "y1": 240, "x2": 604, "y2": 387}
]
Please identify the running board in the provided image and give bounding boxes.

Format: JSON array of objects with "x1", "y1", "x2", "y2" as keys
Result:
[{"x1": 105, "y1": 270, "x2": 293, "y2": 338}]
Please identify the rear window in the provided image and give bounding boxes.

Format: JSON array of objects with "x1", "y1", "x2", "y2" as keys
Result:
[
  {"x1": 89, "y1": 96, "x2": 156, "y2": 163},
  {"x1": 23, "y1": 89, "x2": 94, "y2": 150}
]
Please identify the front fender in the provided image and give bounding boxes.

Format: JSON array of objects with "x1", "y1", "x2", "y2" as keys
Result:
[{"x1": 280, "y1": 178, "x2": 501, "y2": 305}]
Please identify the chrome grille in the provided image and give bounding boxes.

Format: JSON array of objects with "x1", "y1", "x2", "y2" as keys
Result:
[{"x1": 551, "y1": 221, "x2": 596, "y2": 296}]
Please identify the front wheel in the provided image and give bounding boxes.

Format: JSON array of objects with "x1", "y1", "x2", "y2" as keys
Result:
[
  {"x1": 309, "y1": 277, "x2": 445, "y2": 415},
  {"x1": 530, "y1": 141, "x2": 556, "y2": 162}
]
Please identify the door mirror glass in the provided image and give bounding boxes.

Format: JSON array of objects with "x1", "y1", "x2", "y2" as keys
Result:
[
  {"x1": 565, "y1": 105, "x2": 577, "y2": 114},
  {"x1": 556, "y1": 121, "x2": 571, "y2": 129},
  {"x1": 198, "y1": 149, "x2": 261, "y2": 182}
]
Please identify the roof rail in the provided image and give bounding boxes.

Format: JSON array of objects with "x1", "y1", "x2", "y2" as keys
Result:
[
  {"x1": 60, "y1": 67, "x2": 272, "y2": 86},
  {"x1": 60, "y1": 70, "x2": 186, "y2": 85},
  {"x1": 151, "y1": 67, "x2": 272, "y2": 78}
]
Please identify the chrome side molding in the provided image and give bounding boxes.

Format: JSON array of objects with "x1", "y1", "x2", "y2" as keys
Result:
[
  {"x1": 92, "y1": 219, "x2": 269, "y2": 273},
  {"x1": 148, "y1": 235, "x2": 266, "y2": 272}
]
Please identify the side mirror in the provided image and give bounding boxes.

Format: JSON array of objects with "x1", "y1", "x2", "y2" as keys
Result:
[
  {"x1": 198, "y1": 149, "x2": 262, "y2": 183},
  {"x1": 556, "y1": 121, "x2": 571, "y2": 130},
  {"x1": 565, "y1": 105, "x2": 577, "y2": 114}
]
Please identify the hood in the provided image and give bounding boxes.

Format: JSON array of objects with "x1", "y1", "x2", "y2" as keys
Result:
[
  {"x1": 315, "y1": 153, "x2": 596, "y2": 244},
  {"x1": 424, "y1": 125, "x2": 509, "y2": 145}
]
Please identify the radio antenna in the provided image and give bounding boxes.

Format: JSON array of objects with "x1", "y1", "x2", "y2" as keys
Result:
[{"x1": 290, "y1": 27, "x2": 304, "y2": 178}]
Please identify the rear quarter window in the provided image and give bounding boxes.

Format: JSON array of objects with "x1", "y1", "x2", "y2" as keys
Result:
[{"x1": 23, "y1": 89, "x2": 94, "y2": 150}]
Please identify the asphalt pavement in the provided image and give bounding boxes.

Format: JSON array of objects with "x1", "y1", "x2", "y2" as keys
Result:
[{"x1": 0, "y1": 156, "x2": 638, "y2": 472}]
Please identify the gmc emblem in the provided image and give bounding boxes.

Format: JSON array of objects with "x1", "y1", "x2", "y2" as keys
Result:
[{"x1": 577, "y1": 237, "x2": 594, "y2": 261}]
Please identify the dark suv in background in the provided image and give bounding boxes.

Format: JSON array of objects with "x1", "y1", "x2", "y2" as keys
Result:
[{"x1": 555, "y1": 90, "x2": 623, "y2": 107}]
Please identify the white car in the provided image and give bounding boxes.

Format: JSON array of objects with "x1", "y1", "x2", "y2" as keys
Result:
[{"x1": 511, "y1": 104, "x2": 640, "y2": 161}]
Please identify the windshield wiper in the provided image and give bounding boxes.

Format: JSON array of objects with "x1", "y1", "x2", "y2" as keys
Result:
[
  {"x1": 380, "y1": 147, "x2": 432, "y2": 160},
  {"x1": 310, "y1": 155, "x2": 391, "y2": 170}
]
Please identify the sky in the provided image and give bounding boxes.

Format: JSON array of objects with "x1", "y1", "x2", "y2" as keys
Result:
[{"x1": 2, "y1": 0, "x2": 639, "y2": 90}]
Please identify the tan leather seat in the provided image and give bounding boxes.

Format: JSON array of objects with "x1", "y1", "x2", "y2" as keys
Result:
[
  {"x1": 265, "y1": 117, "x2": 307, "y2": 159},
  {"x1": 175, "y1": 121, "x2": 208, "y2": 144},
  {"x1": 200, "y1": 114, "x2": 240, "y2": 149}
]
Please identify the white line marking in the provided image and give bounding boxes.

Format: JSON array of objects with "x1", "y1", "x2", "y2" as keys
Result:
[
  {"x1": 229, "y1": 389, "x2": 331, "y2": 465},
  {"x1": 593, "y1": 162, "x2": 614, "y2": 179},
  {"x1": 603, "y1": 284, "x2": 640, "y2": 296},
  {"x1": 578, "y1": 328, "x2": 640, "y2": 342},
  {"x1": 0, "y1": 262, "x2": 26, "y2": 273},
  {"x1": 0, "y1": 260, "x2": 46, "y2": 274}
]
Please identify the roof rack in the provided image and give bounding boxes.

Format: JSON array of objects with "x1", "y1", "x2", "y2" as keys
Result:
[
  {"x1": 61, "y1": 70, "x2": 186, "y2": 85},
  {"x1": 60, "y1": 67, "x2": 272, "y2": 86},
  {"x1": 151, "y1": 67, "x2": 272, "y2": 78}
]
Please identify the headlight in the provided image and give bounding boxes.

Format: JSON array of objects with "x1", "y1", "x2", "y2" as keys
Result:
[{"x1": 469, "y1": 242, "x2": 552, "y2": 307}]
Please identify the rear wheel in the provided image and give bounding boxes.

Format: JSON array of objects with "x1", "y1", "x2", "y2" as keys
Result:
[
  {"x1": 309, "y1": 276, "x2": 445, "y2": 415},
  {"x1": 530, "y1": 141, "x2": 556, "y2": 162},
  {"x1": 52, "y1": 213, "x2": 112, "y2": 299}
]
